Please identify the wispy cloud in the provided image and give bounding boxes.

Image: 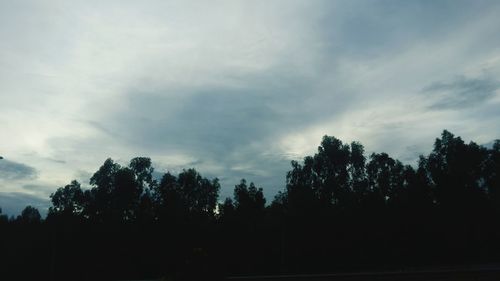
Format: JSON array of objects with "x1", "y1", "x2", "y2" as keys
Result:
[{"x1": 423, "y1": 75, "x2": 499, "y2": 109}]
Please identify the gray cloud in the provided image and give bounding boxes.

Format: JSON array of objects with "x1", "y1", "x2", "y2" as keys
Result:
[
  {"x1": 22, "y1": 183, "x2": 57, "y2": 198},
  {"x1": 0, "y1": 192, "x2": 49, "y2": 217},
  {"x1": 78, "y1": 69, "x2": 354, "y2": 197},
  {"x1": 423, "y1": 75, "x2": 499, "y2": 109},
  {"x1": 320, "y1": 0, "x2": 500, "y2": 59},
  {"x1": 0, "y1": 159, "x2": 37, "y2": 181}
]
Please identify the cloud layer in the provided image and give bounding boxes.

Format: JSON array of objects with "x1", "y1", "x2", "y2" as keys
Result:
[{"x1": 1, "y1": 0, "x2": 500, "y2": 215}]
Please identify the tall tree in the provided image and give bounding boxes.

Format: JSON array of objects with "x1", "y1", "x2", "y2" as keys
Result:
[
  {"x1": 129, "y1": 157, "x2": 155, "y2": 190},
  {"x1": 366, "y1": 153, "x2": 401, "y2": 202},
  {"x1": 425, "y1": 130, "x2": 488, "y2": 207},
  {"x1": 87, "y1": 158, "x2": 121, "y2": 222},
  {"x1": 485, "y1": 140, "x2": 500, "y2": 207},
  {"x1": 18, "y1": 205, "x2": 41, "y2": 224},
  {"x1": 233, "y1": 179, "x2": 266, "y2": 221},
  {"x1": 48, "y1": 180, "x2": 84, "y2": 219},
  {"x1": 350, "y1": 141, "x2": 368, "y2": 200},
  {"x1": 153, "y1": 169, "x2": 220, "y2": 220},
  {"x1": 313, "y1": 136, "x2": 351, "y2": 206},
  {"x1": 113, "y1": 167, "x2": 142, "y2": 221},
  {"x1": 177, "y1": 168, "x2": 220, "y2": 217}
]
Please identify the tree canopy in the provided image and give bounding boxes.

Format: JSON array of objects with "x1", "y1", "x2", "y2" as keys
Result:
[{"x1": 1, "y1": 130, "x2": 500, "y2": 280}]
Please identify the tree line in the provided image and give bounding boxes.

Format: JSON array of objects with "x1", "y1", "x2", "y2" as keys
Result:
[{"x1": 1, "y1": 130, "x2": 500, "y2": 280}]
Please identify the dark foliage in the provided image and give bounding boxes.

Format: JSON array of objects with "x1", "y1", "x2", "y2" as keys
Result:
[{"x1": 1, "y1": 130, "x2": 500, "y2": 280}]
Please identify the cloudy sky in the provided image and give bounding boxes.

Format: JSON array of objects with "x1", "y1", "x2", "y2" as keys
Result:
[{"x1": 1, "y1": 0, "x2": 500, "y2": 216}]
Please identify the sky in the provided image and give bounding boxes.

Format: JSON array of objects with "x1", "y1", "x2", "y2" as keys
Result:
[{"x1": 1, "y1": 0, "x2": 500, "y2": 216}]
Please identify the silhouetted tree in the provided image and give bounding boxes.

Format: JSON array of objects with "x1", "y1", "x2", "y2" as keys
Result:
[
  {"x1": 112, "y1": 167, "x2": 142, "y2": 221},
  {"x1": 486, "y1": 140, "x2": 500, "y2": 207},
  {"x1": 285, "y1": 157, "x2": 317, "y2": 215},
  {"x1": 177, "y1": 168, "x2": 220, "y2": 217},
  {"x1": 366, "y1": 152, "x2": 405, "y2": 205},
  {"x1": 18, "y1": 205, "x2": 42, "y2": 224},
  {"x1": 153, "y1": 168, "x2": 220, "y2": 221},
  {"x1": 350, "y1": 141, "x2": 368, "y2": 201},
  {"x1": 0, "y1": 207, "x2": 8, "y2": 225},
  {"x1": 425, "y1": 130, "x2": 488, "y2": 207},
  {"x1": 233, "y1": 179, "x2": 266, "y2": 219},
  {"x1": 129, "y1": 157, "x2": 155, "y2": 189},
  {"x1": 217, "y1": 197, "x2": 235, "y2": 222},
  {"x1": 405, "y1": 157, "x2": 433, "y2": 209},
  {"x1": 154, "y1": 171, "x2": 180, "y2": 220},
  {"x1": 129, "y1": 157, "x2": 156, "y2": 222},
  {"x1": 3, "y1": 130, "x2": 500, "y2": 280},
  {"x1": 87, "y1": 158, "x2": 121, "y2": 222},
  {"x1": 48, "y1": 180, "x2": 84, "y2": 220},
  {"x1": 314, "y1": 136, "x2": 351, "y2": 206}
]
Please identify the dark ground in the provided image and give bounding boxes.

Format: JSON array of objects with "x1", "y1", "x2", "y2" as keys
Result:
[{"x1": 226, "y1": 265, "x2": 500, "y2": 281}]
